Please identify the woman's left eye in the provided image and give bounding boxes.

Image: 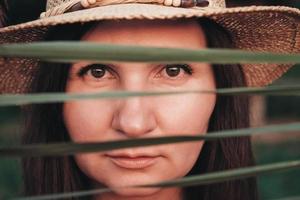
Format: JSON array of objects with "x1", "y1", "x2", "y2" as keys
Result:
[{"x1": 159, "y1": 64, "x2": 193, "y2": 79}]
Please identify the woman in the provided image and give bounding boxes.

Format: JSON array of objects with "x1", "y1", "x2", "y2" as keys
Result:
[{"x1": 0, "y1": 0, "x2": 299, "y2": 199}]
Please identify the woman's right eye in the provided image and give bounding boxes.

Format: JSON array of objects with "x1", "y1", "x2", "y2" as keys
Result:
[{"x1": 77, "y1": 64, "x2": 114, "y2": 81}]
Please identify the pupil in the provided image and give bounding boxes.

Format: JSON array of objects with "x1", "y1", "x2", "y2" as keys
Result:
[
  {"x1": 91, "y1": 68, "x2": 105, "y2": 78},
  {"x1": 166, "y1": 67, "x2": 180, "y2": 77}
]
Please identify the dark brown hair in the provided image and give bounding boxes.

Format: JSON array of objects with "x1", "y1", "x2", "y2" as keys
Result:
[
  {"x1": 22, "y1": 18, "x2": 258, "y2": 200},
  {"x1": 0, "y1": 0, "x2": 8, "y2": 27}
]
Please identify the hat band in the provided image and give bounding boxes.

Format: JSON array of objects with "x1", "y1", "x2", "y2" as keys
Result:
[{"x1": 40, "y1": 0, "x2": 210, "y2": 18}]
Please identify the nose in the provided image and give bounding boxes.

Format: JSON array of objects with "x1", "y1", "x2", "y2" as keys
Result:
[{"x1": 112, "y1": 97, "x2": 157, "y2": 138}]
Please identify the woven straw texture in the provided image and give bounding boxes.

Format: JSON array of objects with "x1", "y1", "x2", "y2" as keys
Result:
[
  {"x1": 0, "y1": 1, "x2": 299, "y2": 93},
  {"x1": 45, "y1": 0, "x2": 226, "y2": 11}
]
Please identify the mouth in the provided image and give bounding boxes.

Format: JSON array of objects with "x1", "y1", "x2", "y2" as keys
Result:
[{"x1": 105, "y1": 153, "x2": 161, "y2": 169}]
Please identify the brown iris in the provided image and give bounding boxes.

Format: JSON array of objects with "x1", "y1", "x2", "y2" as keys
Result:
[
  {"x1": 166, "y1": 66, "x2": 181, "y2": 77},
  {"x1": 91, "y1": 67, "x2": 105, "y2": 78}
]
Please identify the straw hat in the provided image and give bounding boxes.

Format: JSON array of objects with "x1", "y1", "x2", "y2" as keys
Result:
[{"x1": 0, "y1": 0, "x2": 299, "y2": 93}]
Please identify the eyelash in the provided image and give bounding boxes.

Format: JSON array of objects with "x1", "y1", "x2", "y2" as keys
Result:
[{"x1": 77, "y1": 63, "x2": 194, "y2": 78}]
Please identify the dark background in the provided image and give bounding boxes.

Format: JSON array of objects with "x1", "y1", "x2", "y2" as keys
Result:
[{"x1": 0, "y1": 0, "x2": 299, "y2": 199}]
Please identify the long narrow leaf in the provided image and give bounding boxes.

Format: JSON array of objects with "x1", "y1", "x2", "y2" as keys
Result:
[
  {"x1": 274, "y1": 196, "x2": 300, "y2": 200},
  {"x1": 15, "y1": 160, "x2": 300, "y2": 200},
  {"x1": 1, "y1": 85, "x2": 300, "y2": 106},
  {"x1": 1, "y1": 122, "x2": 299, "y2": 157},
  {"x1": 142, "y1": 160, "x2": 300, "y2": 188},
  {"x1": 0, "y1": 42, "x2": 300, "y2": 63}
]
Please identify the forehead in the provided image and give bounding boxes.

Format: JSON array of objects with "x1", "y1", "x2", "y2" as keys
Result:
[{"x1": 81, "y1": 19, "x2": 207, "y2": 49}]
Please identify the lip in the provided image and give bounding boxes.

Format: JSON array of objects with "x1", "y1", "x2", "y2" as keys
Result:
[{"x1": 106, "y1": 154, "x2": 160, "y2": 169}]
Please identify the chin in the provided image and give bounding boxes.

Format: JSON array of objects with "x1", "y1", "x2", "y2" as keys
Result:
[
  {"x1": 110, "y1": 187, "x2": 161, "y2": 197},
  {"x1": 110, "y1": 177, "x2": 161, "y2": 195},
  {"x1": 99, "y1": 174, "x2": 164, "y2": 197}
]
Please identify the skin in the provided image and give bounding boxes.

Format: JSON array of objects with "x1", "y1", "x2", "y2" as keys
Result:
[{"x1": 63, "y1": 19, "x2": 216, "y2": 200}]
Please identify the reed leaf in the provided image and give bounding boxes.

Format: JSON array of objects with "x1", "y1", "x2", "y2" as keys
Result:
[
  {"x1": 1, "y1": 122, "x2": 299, "y2": 157},
  {"x1": 0, "y1": 42, "x2": 300, "y2": 63},
  {"x1": 274, "y1": 196, "x2": 300, "y2": 200},
  {"x1": 15, "y1": 160, "x2": 300, "y2": 200},
  {"x1": 1, "y1": 85, "x2": 300, "y2": 106}
]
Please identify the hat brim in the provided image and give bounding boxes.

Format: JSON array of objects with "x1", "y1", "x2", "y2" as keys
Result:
[{"x1": 0, "y1": 4, "x2": 300, "y2": 93}]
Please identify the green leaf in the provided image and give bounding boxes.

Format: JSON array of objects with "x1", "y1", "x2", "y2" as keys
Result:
[
  {"x1": 15, "y1": 160, "x2": 300, "y2": 200},
  {"x1": 141, "y1": 160, "x2": 300, "y2": 188},
  {"x1": 273, "y1": 196, "x2": 300, "y2": 200},
  {"x1": 1, "y1": 122, "x2": 300, "y2": 157},
  {"x1": 1, "y1": 85, "x2": 300, "y2": 106},
  {"x1": 0, "y1": 42, "x2": 300, "y2": 63}
]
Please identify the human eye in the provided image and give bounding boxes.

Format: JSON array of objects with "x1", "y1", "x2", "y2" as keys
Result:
[
  {"x1": 77, "y1": 63, "x2": 115, "y2": 82},
  {"x1": 157, "y1": 64, "x2": 194, "y2": 79}
]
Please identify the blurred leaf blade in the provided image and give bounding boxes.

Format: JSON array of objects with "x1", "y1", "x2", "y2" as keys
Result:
[
  {"x1": 1, "y1": 122, "x2": 300, "y2": 157},
  {"x1": 142, "y1": 160, "x2": 300, "y2": 188},
  {"x1": 15, "y1": 160, "x2": 300, "y2": 200},
  {"x1": 274, "y1": 196, "x2": 300, "y2": 200},
  {"x1": 0, "y1": 42, "x2": 300, "y2": 63},
  {"x1": 1, "y1": 85, "x2": 300, "y2": 106}
]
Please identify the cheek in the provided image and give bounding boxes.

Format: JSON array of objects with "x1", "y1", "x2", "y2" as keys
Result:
[
  {"x1": 63, "y1": 100, "x2": 115, "y2": 142},
  {"x1": 153, "y1": 66, "x2": 216, "y2": 135},
  {"x1": 153, "y1": 81, "x2": 216, "y2": 177},
  {"x1": 169, "y1": 141, "x2": 204, "y2": 177},
  {"x1": 153, "y1": 93, "x2": 215, "y2": 177},
  {"x1": 154, "y1": 93, "x2": 216, "y2": 134}
]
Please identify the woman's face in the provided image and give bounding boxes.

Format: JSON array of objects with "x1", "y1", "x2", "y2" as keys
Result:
[{"x1": 63, "y1": 19, "x2": 216, "y2": 198}]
